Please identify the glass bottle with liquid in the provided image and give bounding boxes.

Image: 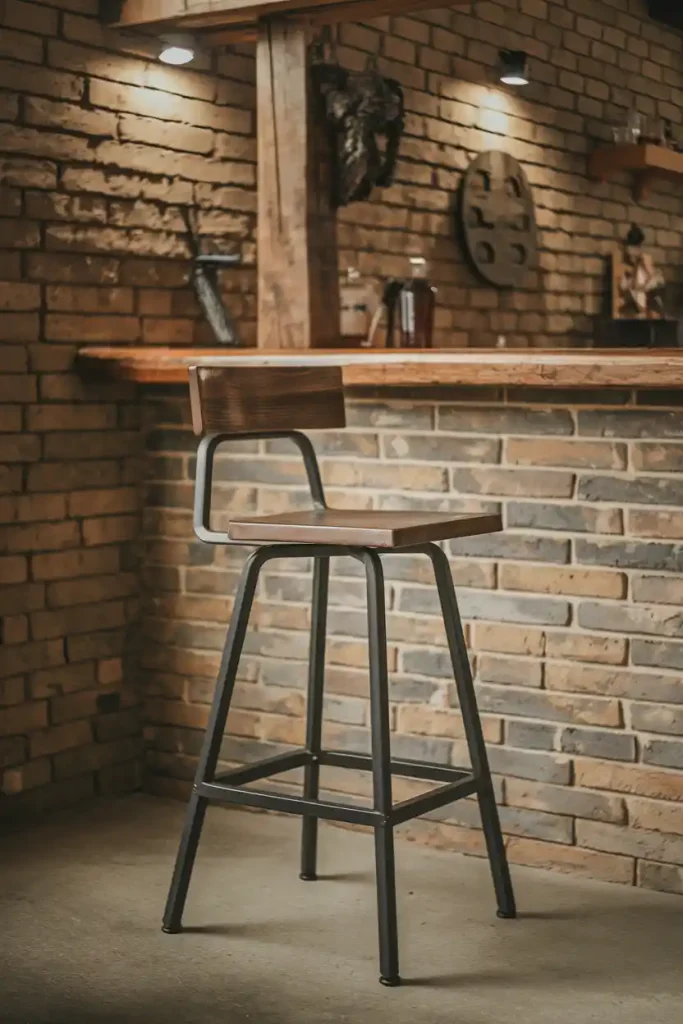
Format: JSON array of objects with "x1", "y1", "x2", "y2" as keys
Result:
[{"x1": 387, "y1": 257, "x2": 436, "y2": 348}]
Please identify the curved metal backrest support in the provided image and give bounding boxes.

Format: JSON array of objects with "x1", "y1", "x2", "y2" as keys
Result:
[{"x1": 194, "y1": 430, "x2": 326, "y2": 545}]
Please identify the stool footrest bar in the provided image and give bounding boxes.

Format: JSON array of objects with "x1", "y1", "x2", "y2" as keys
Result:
[
  {"x1": 389, "y1": 776, "x2": 478, "y2": 826},
  {"x1": 198, "y1": 780, "x2": 381, "y2": 825},
  {"x1": 213, "y1": 750, "x2": 308, "y2": 786},
  {"x1": 320, "y1": 749, "x2": 472, "y2": 784}
]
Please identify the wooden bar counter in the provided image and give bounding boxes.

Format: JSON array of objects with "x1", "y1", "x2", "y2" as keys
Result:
[{"x1": 77, "y1": 346, "x2": 683, "y2": 390}]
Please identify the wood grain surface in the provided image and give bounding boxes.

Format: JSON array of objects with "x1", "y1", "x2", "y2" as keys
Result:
[
  {"x1": 189, "y1": 364, "x2": 346, "y2": 434},
  {"x1": 227, "y1": 509, "x2": 502, "y2": 547},
  {"x1": 77, "y1": 346, "x2": 683, "y2": 389},
  {"x1": 256, "y1": 19, "x2": 339, "y2": 348}
]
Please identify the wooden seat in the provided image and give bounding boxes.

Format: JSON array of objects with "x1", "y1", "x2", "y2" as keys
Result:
[{"x1": 228, "y1": 509, "x2": 502, "y2": 548}]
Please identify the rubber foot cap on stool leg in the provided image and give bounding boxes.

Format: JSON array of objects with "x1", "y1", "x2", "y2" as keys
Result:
[
  {"x1": 162, "y1": 924, "x2": 182, "y2": 934},
  {"x1": 299, "y1": 872, "x2": 317, "y2": 881},
  {"x1": 380, "y1": 976, "x2": 401, "y2": 987},
  {"x1": 496, "y1": 909, "x2": 516, "y2": 919}
]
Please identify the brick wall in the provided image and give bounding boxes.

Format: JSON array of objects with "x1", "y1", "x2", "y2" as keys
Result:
[
  {"x1": 2, "y1": 0, "x2": 683, "y2": 895},
  {"x1": 143, "y1": 389, "x2": 683, "y2": 896},
  {"x1": 0, "y1": 0, "x2": 256, "y2": 818}
]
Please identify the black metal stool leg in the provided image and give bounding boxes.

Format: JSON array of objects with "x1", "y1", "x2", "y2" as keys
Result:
[
  {"x1": 162, "y1": 548, "x2": 265, "y2": 933},
  {"x1": 300, "y1": 556, "x2": 330, "y2": 881},
  {"x1": 363, "y1": 550, "x2": 400, "y2": 987},
  {"x1": 428, "y1": 544, "x2": 517, "y2": 920}
]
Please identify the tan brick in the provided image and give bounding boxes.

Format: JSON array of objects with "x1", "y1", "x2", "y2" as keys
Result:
[
  {"x1": 3, "y1": 615, "x2": 28, "y2": 644},
  {"x1": 0, "y1": 311, "x2": 39, "y2": 340},
  {"x1": 545, "y1": 632, "x2": 627, "y2": 665},
  {"x1": 1, "y1": 757, "x2": 51, "y2": 795},
  {"x1": 396, "y1": 704, "x2": 501, "y2": 743},
  {"x1": 98, "y1": 657, "x2": 123, "y2": 686},
  {"x1": 45, "y1": 285, "x2": 134, "y2": 313},
  {"x1": 46, "y1": 572, "x2": 137, "y2": 608},
  {"x1": 31, "y1": 718, "x2": 92, "y2": 757},
  {"x1": 505, "y1": 438, "x2": 626, "y2": 470},
  {"x1": 0, "y1": 676, "x2": 24, "y2": 705},
  {"x1": 575, "y1": 759, "x2": 683, "y2": 803},
  {"x1": 3, "y1": 0, "x2": 59, "y2": 35},
  {"x1": 4, "y1": 520, "x2": 80, "y2": 554},
  {"x1": 627, "y1": 797, "x2": 683, "y2": 836},
  {"x1": 0, "y1": 583, "x2": 45, "y2": 616},
  {"x1": 54, "y1": 735, "x2": 141, "y2": 780},
  {"x1": 44, "y1": 313, "x2": 140, "y2": 343},
  {"x1": 0, "y1": 700, "x2": 48, "y2": 737},
  {"x1": 506, "y1": 836, "x2": 634, "y2": 885},
  {"x1": 0, "y1": 555, "x2": 28, "y2": 584},
  {"x1": 32, "y1": 546, "x2": 119, "y2": 581},
  {"x1": 473, "y1": 623, "x2": 546, "y2": 657},
  {"x1": 0, "y1": 735, "x2": 25, "y2": 768},
  {"x1": 82, "y1": 514, "x2": 138, "y2": 545},
  {"x1": 31, "y1": 600, "x2": 126, "y2": 641},
  {"x1": 30, "y1": 660, "x2": 96, "y2": 699},
  {"x1": 500, "y1": 564, "x2": 626, "y2": 599}
]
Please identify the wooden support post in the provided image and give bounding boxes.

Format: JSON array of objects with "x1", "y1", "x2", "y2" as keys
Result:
[{"x1": 256, "y1": 19, "x2": 339, "y2": 348}]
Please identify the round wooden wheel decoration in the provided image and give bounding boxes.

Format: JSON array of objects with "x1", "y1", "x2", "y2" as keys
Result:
[{"x1": 460, "y1": 150, "x2": 538, "y2": 288}]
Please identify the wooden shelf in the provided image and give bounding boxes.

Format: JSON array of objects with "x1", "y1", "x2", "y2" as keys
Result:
[
  {"x1": 77, "y1": 346, "x2": 683, "y2": 390},
  {"x1": 588, "y1": 143, "x2": 683, "y2": 200}
]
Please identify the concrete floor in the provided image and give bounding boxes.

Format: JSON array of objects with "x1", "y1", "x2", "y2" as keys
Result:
[{"x1": 1, "y1": 795, "x2": 681, "y2": 1024}]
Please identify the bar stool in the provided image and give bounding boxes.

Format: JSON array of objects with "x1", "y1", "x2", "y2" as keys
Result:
[{"x1": 162, "y1": 363, "x2": 516, "y2": 986}]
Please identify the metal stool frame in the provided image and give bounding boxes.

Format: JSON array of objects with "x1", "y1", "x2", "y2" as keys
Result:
[{"x1": 162, "y1": 430, "x2": 516, "y2": 987}]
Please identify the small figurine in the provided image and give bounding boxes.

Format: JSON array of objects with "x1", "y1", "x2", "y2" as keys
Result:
[{"x1": 613, "y1": 224, "x2": 666, "y2": 319}]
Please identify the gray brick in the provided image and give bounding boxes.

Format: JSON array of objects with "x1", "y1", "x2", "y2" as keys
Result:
[
  {"x1": 632, "y1": 639, "x2": 683, "y2": 672},
  {"x1": 507, "y1": 501, "x2": 623, "y2": 535},
  {"x1": 448, "y1": 533, "x2": 570, "y2": 563},
  {"x1": 401, "y1": 647, "x2": 453, "y2": 679},
  {"x1": 323, "y1": 695, "x2": 367, "y2": 726},
  {"x1": 390, "y1": 676, "x2": 441, "y2": 702},
  {"x1": 578, "y1": 474, "x2": 683, "y2": 507},
  {"x1": 575, "y1": 539, "x2": 683, "y2": 572},
  {"x1": 400, "y1": 586, "x2": 571, "y2": 626},
  {"x1": 447, "y1": 799, "x2": 573, "y2": 844},
  {"x1": 390, "y1": 732, "x2": 453, "y2": 765},
  {"x1": 638, "y1": 860, "x2": 683, "y2": 896},
  {"x1": 346, "y1": 401, "x2": 433, "y2": 429},
  {"x1": 220, "y1": 736, "x2": 293, "y2": 764},
  {"x1": 451, "y1": 467, "x2": 575, "y2": 499},
  {"x1": 578, "y1": 410, "x2": 683, "y2": 438},
  {"x1": 632, "y1": 442, "x2": 683, "y2": 473},
  {"x1": 576, "y1": 819, "x2": 683, "y2": 864},
  {"x1": 323, "y1": 725, "x2": 371, "y2": 755},
  {"x1": 439, "y1": 406, "x2": 574, "y2": 436},
  {"x1": 244, "y1": 632, "x2": 310, "y2": 661},
  {"x1": 488, "y1": 746, "x2": 571, "y2": 784},
  {"x1": 642, "y1": 737, "x2": 683, "y2": 770},
  {"x1": 631, "y1": 703, "x2": 683, "y2": 736},
  {"x1": 578, "y1": 600, "x2": 683, "y2": 638},
  {"x1": 208, "y1": 458, "x2": 307, "y2": 485},
  {"x1": 560, "y1": 726, "x2": 636, "y2": 762},
  {"x1": 147, "y1": 428, "x2": 199, "y2": 452},
  {"x1": 475, "y1": 684, "x2": 619, "y2": 727},
  {"x1": 506, "y1": 720, "x2": 557, "y2": 751},
  {"x1": 327, "y1": 608, "x2": 369, "y2": 638},
  {"x1": 478, "y1": 654, "x2": 543, "y2": 687},
  {"x1": 383, "y1": 434, "x2": 500, "y2": 464},
  {"x1": 632, "y1": 574, "x2": 683, "y2": 605},
  {"x1": 506, "y1": 778, "x2": 625, "y2": 824},
  {"x1": 267, "y1": 432, "x2": 379, "y2": 458}
]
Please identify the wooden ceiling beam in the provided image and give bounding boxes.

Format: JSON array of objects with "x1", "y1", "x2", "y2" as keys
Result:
[
  {"x1": 198, "y1": 0, "x2": 457, "y2": 44},
  {"x1": 104, "y1": 0, "x2": 472, "y2": 31}
]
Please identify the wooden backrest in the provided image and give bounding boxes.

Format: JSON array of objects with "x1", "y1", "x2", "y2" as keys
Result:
[{"x1": 188, "y1": 364, "x2": 346, "y2": 436}]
